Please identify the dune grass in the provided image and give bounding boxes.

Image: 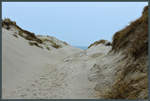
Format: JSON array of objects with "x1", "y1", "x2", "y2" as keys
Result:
[
  {"x1": 12, "y1": 34, "x2": 18, "y2": 38},
  {"x1": 111, "y1": 6, "x2": 148, "y2": 59},
  {"x1": 102, "y1": 6, "x2": 148, "y2": 99},
  {"x1": 3, "y1": 18, "x2": 43, "y2": 44},
  {"x1": 46, "y1": 46, "x2": 50, "y2": 51},
  {"x1": 88, "y1": 39, "x2": 107, "y2": 48},
  {"x1": 28, "y1": 41, "x2": 43, "y2": 49},
  {"x1": 41, "y1": 38, "x2": 61, "y2": 49}
]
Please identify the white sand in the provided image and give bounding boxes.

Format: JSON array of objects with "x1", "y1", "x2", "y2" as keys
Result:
[{"x1": 2, "y1": 28, "x2": 111, "y2": 99}]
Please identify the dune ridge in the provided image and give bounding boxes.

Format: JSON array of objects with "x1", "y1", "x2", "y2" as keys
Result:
[{"x1": 88, "y1": 5, "x2": 148, "y2": 99}]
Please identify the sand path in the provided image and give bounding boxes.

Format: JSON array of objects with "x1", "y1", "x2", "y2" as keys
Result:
[
  {"x1": 2, "y1": 28, "x2": 107, "y2": 99},
  {"x1": 6, "y1": 50, "x2": 99, "y2": 99}
]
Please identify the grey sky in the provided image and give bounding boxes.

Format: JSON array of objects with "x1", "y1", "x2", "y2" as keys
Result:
[{"x1": 2, "y1": 2, "x2": 148, "y2": 46}]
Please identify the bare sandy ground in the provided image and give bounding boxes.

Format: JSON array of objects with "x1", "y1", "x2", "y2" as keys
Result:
[{"x1": 2, "y1": 28, "x2": 111, "y2": 99}]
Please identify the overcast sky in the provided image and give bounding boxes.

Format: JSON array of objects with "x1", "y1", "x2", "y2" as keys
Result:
[{"x1": 2, "y1": 2, "x2": 148, "y2": 46}]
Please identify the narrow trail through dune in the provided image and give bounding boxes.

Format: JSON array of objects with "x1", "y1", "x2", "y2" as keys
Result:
[
  {"x1": 2, "y1": 28, "x2": 109, "y2": 99},
  {"x1": 3, "y1": 7, "x2": 148, "y2": 99},
  {"x1": 7, "y1": 50, "x2": 100, "y2": 99}
]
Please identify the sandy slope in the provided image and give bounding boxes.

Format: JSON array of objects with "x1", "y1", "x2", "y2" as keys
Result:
[{"x1": 2, "y1": 28, "x2": 111, "y2": 99}]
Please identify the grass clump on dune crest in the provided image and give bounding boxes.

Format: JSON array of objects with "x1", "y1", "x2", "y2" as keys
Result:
[
  {"x1": 41, "y1": 38, "x2": 62, "y2": 49},
  {"x1": 51, "y1": 43, "x2": 61, "y2": 49},
  {"x1": 88, "y1": 39, "x2": 107, "y2": 48},
  {"x1": 2, "y1": 18, "x2": 43, "y2": 44},
  {"x1": 2, "y1": 18, "x2": 16, "y2": 27},
  {"x1": 63, "y1": 42, "x2": 68, "y2": 45},
  {"x1": 2, "y1": 18, "x2": 67, "y2": 50}
]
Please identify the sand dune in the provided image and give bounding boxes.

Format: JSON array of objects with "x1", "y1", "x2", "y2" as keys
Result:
[
  {"x1": 2, "y1": 26, "x2": 111, "y2": 99},
  {"x1": 2, "y1": 6, "x2": 148, "y2": 99}
]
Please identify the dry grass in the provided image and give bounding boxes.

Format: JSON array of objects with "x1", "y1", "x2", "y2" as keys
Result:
[
  {"x1": 51, "y1": 43, "x2": 61, "y2": 49},
  {"x1": 103, "y1": 77, "x2": 148, "y2": 99},
  {"x1": 112, "y1": 6, "x2": 148, "y2": 58},
  {"x1": 2, "y1": 18, "x2": 16, "y2": 27},
  {"x1": 41, "y1": 38, "x2": 61, "y2": 49},
  {"x1": 102, "y1": 6, "x2": 148, "y2": 99},
  {"x1": 41, "y1": 38, "x2": 50, "y2": 42},
  {"x1": 46, "y1": 46, "x2": 50, "y2": 51},
  {"x1": 13, "y1": 34, "x2": 18, "y2": 38},
  {"x1": 88, "y1": 39, "x2": 107, "y2": 48},
  {"x1": 18, "y1": 30, "x2": 24, "y2": 37},
  {"x1": 28, "y1": 41, "x2": 43, "y2": 49},
  {"x1": 3, "y1": 18, "x2": 43, "y2": 44},
  {"x1": 2, "y1": 18, "x2": 66, "y2": 50},
  {"x1": 105, "y1": 42, "x2": 112, "y2": 46},
  {"x1": 102, "y1": 57, "x2": 148, "y2": 99},
  {"x1": 63, "y1": 42, "x2": 68, "y2": 45}
]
